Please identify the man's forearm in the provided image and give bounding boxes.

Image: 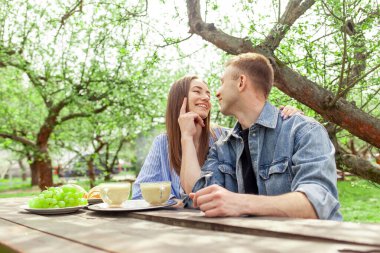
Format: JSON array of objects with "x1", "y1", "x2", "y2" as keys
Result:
[
  {"x1": 242, "y1": 192, "x2": 318, "y2": 219},
  {"x1": 180, "y1": 137, "x2": 201, "y2": 194}
]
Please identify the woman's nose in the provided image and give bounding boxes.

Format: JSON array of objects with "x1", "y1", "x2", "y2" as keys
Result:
[{"x1": 201, "y1": 93, "x2": 210, "y2": 101}]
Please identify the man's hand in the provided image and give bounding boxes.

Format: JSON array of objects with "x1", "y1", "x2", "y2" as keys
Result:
[
  {"x1": 189, "y1": 184, "x2": 243, "y2": 217},
  {"x1": 178, "y1": 97, "x2": 204, "y2": 139}
]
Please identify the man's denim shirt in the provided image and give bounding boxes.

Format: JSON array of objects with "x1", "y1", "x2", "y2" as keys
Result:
[{"x1": 191, "y1": 102, "x2": 342, "y2": 221}]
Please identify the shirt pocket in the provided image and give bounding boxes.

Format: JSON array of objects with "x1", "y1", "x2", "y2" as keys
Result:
[
  {"x1": 259, "y1": 158, "x2": 292, "y2": 194},
  {"x1": 216, "y1": 163, "x2": 238, "y2": 192},
  {"x1": 218, "y1": 163, "x2": 236, "y2": 180}
]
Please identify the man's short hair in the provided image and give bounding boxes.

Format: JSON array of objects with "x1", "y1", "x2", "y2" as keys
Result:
[{"x1": 225, "y1": 53, "x2": 274, "y2": 98}]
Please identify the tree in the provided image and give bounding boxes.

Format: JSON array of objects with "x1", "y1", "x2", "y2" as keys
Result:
[
  {"x1": 185, "y1": 0, "x2": 380, "y2": 182},
  {"x1": 0, "y1": 0, "x2": 167, "y2": 189}
]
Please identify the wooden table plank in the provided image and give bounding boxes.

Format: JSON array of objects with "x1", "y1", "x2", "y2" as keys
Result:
[
  {"x1": 2, "y1": 209, "x2": 378, "y2": 253},
  {"x1": 0, "y1": 219, "x2": 105, "y2": 253},
  {"x1": 126, "y1": 208, "x2": 380, "y2": 247},
  {"x1": 1, "y1": 198, "x2": 379, "y2": 253}
]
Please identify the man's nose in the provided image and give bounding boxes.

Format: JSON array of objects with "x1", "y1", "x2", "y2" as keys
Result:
[{"x1": 216, "y1": 88, "x2": 221, "y2": 99}]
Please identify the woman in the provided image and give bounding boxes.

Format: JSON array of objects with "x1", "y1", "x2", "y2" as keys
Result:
[{"x1": 132, "y1": 76, "x2": 300, "y2": 201}]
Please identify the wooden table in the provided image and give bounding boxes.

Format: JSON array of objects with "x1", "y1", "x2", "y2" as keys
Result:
[{"x1": 0, "y1": 197, "x2": 379, "y2": 253}]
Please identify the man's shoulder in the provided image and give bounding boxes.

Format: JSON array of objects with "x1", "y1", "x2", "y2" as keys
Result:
[{"x1": 280, "y1": 113, "x2": 321, "y2": 127}]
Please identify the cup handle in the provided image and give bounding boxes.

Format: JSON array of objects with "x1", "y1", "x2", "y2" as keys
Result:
[{"x1": 101, "y1": 187, "x2": 111, "y2": 204}]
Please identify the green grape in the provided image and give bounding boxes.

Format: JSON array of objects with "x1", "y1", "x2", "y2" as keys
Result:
[
  {"x1": 41, "y1": 199, "x2": 49, "y2": 208},
  {"x1": 66, "y1": 197, "x2": 75, "y2": 207},
  {"x1": 79, "y1": 198, "x2": 88, "y2": 206},
  {"x1": 43, "y1": 190, "x2": 53, "y2": 198},
  {"x1": 64, "y1": 195, "x2": 70, "y2": 203},
  {"x1": 62, "y1": 184, "x2": 76, "y2": 193},
  {"x1": 27, "y1": 185, "x2": 89, "y2": 209},
  {"x1": 28, "y1": 198, "x2": 36, "y2": 208},
  {"x1": 55, "y1": 190, "x2": 63, "y2": 201},
  {"x1": 35, "y1": 198, "x2": 43, "y2": 208},
  {"x1": 74, "y1": 192, "x2": 82, "y2": 199},
  {"x1": 50, "y1": 198, "x2": 57, "y2": 205}
]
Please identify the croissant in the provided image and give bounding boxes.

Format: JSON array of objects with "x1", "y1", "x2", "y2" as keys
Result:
[{"x1": 87, "y1": 186, "x2": 101, "y2": 199}]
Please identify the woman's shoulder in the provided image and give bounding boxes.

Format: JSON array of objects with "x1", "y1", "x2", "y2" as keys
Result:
[
  {"x1": 150, "y1": 133, "x2": 169, "y2": 148},
  {"x1": 210, "y1": 125, "x2": 230, "y2": 140}
]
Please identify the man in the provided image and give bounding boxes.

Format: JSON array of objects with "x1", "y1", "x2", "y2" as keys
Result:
[{"x1": 179, "y1": 53, "x2": 341, "y2": 220}]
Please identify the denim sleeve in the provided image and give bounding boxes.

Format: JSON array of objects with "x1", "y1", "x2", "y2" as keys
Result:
[
  {"x1": 291, "y1": 123, "x2": 342, "y2": 221},
  {"x1": 182, "y1": 142, "x2": 238, "y2": 207},
  {"x1": 132, "y1": 135, "x2": 177, "y2": 200}
]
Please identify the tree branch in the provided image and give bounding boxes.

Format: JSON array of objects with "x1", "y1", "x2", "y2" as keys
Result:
[
  {"x1": 59, "y1": 104, "x2": 109, "y2": 124},
  {"x1": 186, "y1": 0, "x2": 254, "y2": 55},
  {"x1": 321, "y1": 0, "x2": 344, "y2": 21},
  {"x1": 55, "y1": 0, "x2": 84, "y2": 37},
  {"x1": 0, "y1": 133, "x2": 37, "y2": 149},
  {"x1": 186, "y1": 0, "x2": 380, "y2": 148},
  {"x1": 340, "y1": 154, "x2": 380, "y2": 184},
  {"x1": 261, "y1": 0, "x2": 316, "y2": 51}
]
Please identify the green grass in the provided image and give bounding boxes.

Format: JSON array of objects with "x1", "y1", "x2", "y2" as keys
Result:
[
  {"x1": 337, "y1": 178, "x2": 380, "y2": 223},
  {"x1": 0, "y1": 178, "x2": 32, "y2": 192},
  {"x1": 1, "y1": 176, "x2": 379, "y2": 223}
]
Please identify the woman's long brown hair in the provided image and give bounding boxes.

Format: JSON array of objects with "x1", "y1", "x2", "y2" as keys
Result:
[{"x1": 166, "y1": 76, "x2": 211, "y2": 176}]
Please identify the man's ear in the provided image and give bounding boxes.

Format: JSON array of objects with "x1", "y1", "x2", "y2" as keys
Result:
[{"x1": 238, "y1": 75, "x2": 247, "y2": 92}]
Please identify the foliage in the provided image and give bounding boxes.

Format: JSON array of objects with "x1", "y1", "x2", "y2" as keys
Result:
[
  {"x1": 0, "y1": 0, "x2": 172, "y2": 186},
  {"x1": 0, "y1": 0, "x2": 379, "y2": 186}
]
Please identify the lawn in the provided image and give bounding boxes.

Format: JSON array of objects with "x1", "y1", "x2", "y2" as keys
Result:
[
  {"x1": 1, "y1": 176, "x2": 379, "y2": 223},
  {"x1": 338, "y1": 178, "x2": 380, "y2": 223}
]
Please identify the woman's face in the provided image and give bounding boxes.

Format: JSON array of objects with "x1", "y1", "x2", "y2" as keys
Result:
[{"x1": 187, "y1": 79, "x2": 211, "y2": 119}]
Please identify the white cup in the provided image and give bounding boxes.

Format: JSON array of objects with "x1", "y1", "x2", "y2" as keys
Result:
[
  {"x1": 99, "y1": 183, "x2": 131, "y2": 207},
  {"x1": 140, "y1": 181, "x2": 171, "y2": 205}
]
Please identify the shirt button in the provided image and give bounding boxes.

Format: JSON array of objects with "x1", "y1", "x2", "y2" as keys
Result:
[{"x1": 252, "y1": 133, "x2": 256, "y2": 137}]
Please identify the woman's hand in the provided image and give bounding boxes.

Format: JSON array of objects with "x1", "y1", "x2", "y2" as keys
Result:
[
  {"x1": 279, "y1": 105, "x2": 304, "y2": 119},
  {"x1": 178, "y1": 97, "x2": 204, "y2": 139},
  {"x1": 171, "y1": 198, "x2": 184, "y2": 208}
]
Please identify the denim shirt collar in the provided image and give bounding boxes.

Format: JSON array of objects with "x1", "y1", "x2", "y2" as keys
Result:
[{"x1": 222, "y1": 101, "x2": 278, "y2": 142}]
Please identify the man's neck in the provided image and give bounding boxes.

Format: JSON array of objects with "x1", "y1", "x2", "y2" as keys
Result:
[{"x1": 235, "y1": 99, "x2": 266, "y2": 130}]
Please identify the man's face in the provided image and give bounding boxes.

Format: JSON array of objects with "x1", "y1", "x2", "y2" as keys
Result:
[
  {"x1": 216, "y1": 66, "x2": 240, "y2": 116},
  {"x1": 187, "y1": 79, "x2": 211, "y2": 119}
]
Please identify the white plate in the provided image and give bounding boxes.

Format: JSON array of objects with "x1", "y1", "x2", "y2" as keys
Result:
[
  {"x1": 88, "y1": 199, "x2": 176, "y2": 212},
  {"x1": 21, "y1": 205, "x2": 86, "y2": 215},
  {"x1": 88, "y1": 198, "x2": 103, "y2": 205}
]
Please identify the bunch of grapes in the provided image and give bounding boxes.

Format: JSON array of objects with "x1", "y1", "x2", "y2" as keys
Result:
[{"x1": 28, "y1": 184, "x2": 88, "y2": 208}]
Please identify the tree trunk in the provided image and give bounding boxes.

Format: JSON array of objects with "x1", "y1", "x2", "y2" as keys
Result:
[
  {"x1": 87, "y1": 159, "x2": 96, "y2": 188},
  {"x1": 18, "y1": 159, "x2": 27, "y2": 181},
  {"x1": 32, "y1": 151, "x2": 53, "y2": 190},
  {"x1": 30, "y1": 162, "x2": 39, "y2": 186},
  {"x1": 104, "y1": 172, "x2": 111, "y2": 182}
]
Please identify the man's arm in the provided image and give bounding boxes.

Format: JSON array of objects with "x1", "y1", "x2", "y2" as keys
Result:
[
  {"x1": 190, "y1": 120, "x2": 340, "y2": 220},
  {"x1": 290, "y1": 121, "x2": 341, "y2": 220},
  {"x1": 190, "y1": 185, "x2": 317, "y2": 218}
]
